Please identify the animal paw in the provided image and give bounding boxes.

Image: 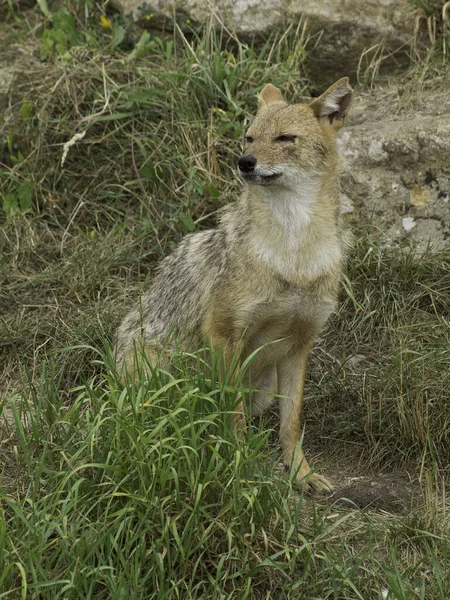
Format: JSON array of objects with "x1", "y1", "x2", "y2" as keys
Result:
[{"x1": 298, "y1": 471, "x2": 334, "y2": 494}]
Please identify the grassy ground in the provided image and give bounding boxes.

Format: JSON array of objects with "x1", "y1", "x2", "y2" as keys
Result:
[{"x1": 1, "y1": 3, "x2": 450, "y2": 598}]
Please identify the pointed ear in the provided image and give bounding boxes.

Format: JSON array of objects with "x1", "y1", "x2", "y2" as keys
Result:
[
  {"x1": 309, "y1": 77, "x2": 353, "y2": 130},
  {"x1": 258, "y1": 83, "x2": 286, "y2": 113}
]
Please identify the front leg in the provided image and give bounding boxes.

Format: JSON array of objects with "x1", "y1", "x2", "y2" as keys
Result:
[{"x1": 277, "y1": 348, "x2": 333, "y2": 493}]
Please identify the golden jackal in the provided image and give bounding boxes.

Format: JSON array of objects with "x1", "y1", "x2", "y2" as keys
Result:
[{"x1": 116, "y1": 78, "x2": 353, "y2": 492}]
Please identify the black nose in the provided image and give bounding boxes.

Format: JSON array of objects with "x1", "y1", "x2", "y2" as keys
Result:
[{"x1": 238, "y1": 155, "x2": 257, "y2": 173}]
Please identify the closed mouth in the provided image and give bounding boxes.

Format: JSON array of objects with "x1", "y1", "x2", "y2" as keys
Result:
[{"x1": 238, "y1": 170, "x2": 282, "y2": 184}]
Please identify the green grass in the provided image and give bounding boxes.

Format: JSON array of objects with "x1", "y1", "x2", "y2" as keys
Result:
[
  {"x1": 1, "y1": 3, "x2": 450, "y2": 598},
  {"x1": 1, "y1": 355, "x2": 450, "y2": 598}
]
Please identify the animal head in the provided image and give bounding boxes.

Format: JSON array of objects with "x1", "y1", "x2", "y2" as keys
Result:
[{"x1": 238, "y1": 78, "x2": 353, "y2": 188}]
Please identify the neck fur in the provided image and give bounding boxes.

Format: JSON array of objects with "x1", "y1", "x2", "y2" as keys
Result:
[
  {"x1": 258, "y1": 171, "x2": 320, "y2": 231},
  {"x1": 246, "y1": 171, "x2": 341, "y2": 281}
]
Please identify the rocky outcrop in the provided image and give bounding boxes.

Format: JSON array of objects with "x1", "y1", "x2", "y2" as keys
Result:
[
  {"x1": 117, "y1": 0, "x2": 414, "y2": 87},
  {"x1": 339, "y1": 86, "x2": 450, "y2": 250}
]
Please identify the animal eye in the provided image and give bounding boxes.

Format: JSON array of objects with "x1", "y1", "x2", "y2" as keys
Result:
[
  {"x1": 245, "y1": 136, "x2": 254, "y2": 143},
  {"x1": 275, "y1": 135, "x2": 297, "y2": 142}
]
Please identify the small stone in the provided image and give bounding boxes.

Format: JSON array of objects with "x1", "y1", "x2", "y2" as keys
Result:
[
  {"x1": 368, "y1": 139, "x2": 388, "y2": 162},
  {"x1": 408, "y1": 219, "x2": 446, "y2": 251},
  {"x1": 339, "y1": 193, "x2": 354, "y2": 215},
  {"x1": 410, "y1": 186, "x2": 431, "y2": 206},
  {"x1": 347, "y1": 354, "x2": 366, "y2": 367},
  {"x1": 402, "y1": 217, "x2": 416, "y2": 232}
]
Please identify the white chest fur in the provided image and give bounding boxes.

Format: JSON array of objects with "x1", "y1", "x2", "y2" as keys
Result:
[{"x1": 249, "y1": 176, "x2": 341, "y2": 282}]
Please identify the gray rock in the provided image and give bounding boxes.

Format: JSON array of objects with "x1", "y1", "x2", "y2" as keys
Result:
[
  {"x1": 117, "y1": 0, "x2": 414, "y2": 87},
  {"x1": 339, "y1": 90, "x2": 450, "y2": 251}
]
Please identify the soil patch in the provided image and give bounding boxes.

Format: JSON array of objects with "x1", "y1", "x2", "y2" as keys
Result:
[{"x1": 330, "y1": 471, "x2": 422, "y2": 513}]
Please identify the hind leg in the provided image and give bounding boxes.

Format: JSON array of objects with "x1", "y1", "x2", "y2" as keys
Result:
[
  {"x1": 249, "y1": 364, "x2": 278, "y2": 417},
  {"x1": 122, "y1": 343, "x2": 156, "y2": 379},
  {"x1": 118, "y1": 336, "x2": 172, "y2": 383}
]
